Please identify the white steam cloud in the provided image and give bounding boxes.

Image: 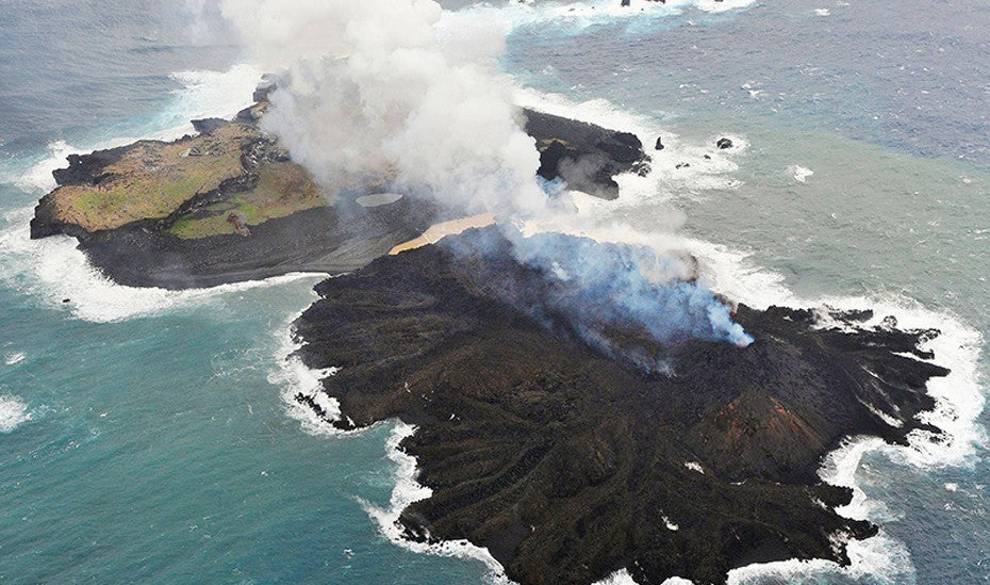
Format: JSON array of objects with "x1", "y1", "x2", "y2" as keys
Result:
[
  {"x1": 220, "y1": 0, "x2": 547, "y2": 216},
  {"x1": 218, "y1": 0, "x2": 753, "y2": 350}
]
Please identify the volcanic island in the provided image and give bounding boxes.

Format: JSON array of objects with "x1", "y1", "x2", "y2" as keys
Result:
[{"x1": 30, "y1": 81, "x2": 951, "y2": 585}]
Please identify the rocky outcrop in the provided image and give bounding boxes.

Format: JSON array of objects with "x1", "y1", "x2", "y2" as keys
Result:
[
  {"x1": 292, "y1": 227, "x2": 948, "y2": 585},
  {"x1": 524, "y1": 110, "x2": 649, "y2": 199},
  {"x1": 191, "y1": 117, "x2": 228, "y2": 134}
]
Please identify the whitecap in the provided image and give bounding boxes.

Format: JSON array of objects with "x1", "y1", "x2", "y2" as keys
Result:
[
  {"x1": 727, "y1": 530, "x2": 916, "y2": 585},
  {"x1": 12, "y1": 139, "x2": 79, "y2": 194},
  {"x1": 788, "y1": 164, "x2": 815, "y2": 183},
  {"x1": 4, "y1": 352, "x2": 25, "y2": 366},
  {"x1": 0, "y1": 394, "x2": 31, "y2": 433},
  {"x1": 268, "y1": 317, "x2": 373, "y2": 439},
  {"x1": 692, "y1": 0, "x2": 758, "y2": 14},
  {"x1": 470, "y1": 0, "x2": 758, "y2": 33},
  {"x1": 0, "y1": 206, "x2": 319, "y2": 323},
  {"x1": 359, "y1": 422, "x2": 513, "y2": 585}
]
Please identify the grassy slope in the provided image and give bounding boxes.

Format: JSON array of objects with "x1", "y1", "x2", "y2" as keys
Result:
[
  {"x1": 46, "y1": 120, "x2": 327, "y2": 238},
  {"x1": 168, "y1": 161, "x2": 325, "y2": 239},
  {"x1": 51, "y1": 124, "x2": 254, "y2": 231}
]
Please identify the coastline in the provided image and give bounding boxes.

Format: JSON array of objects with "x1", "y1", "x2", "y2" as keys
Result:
[
  {"x1": 0, "y1": 205, "x2": 326, "y2": 323},
  {"x1": 9, "y1": 64, "x2": 990, "y2": 584},
  {"x1": 266, "y1": 82, "x2": 985, "y2": 578},
  {"x1": 26, "y1": 88, "x2": 649, "y2": 291},
  {"x1": 271, "y1": 259, "x2": 983, "y2": 585}
]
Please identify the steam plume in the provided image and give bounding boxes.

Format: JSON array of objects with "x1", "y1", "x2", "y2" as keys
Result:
[
  {"x1": 507, "y1": 230, "x2": 754, "y2": 349},
  {"x1": 219, "y1": 0, "x2": 753, "y2": 351},
  {"x1": 220, "y1": 0, "x2": 547, "y2": 216}
]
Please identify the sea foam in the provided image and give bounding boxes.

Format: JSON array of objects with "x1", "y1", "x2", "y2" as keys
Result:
[
  {"x1": 0, "y1": 394, "x2": 31, "y2": 433},
  {"x1": 361, "y1": 422, "x2": 513, "y2": 585},
  {"x1": 469, "y1": 0, "x2": 758, "y2": 33},
  {"x1": 788, "y1": 164, "x2": 815, "y2": 183},
  {"x1": 0, "y1": 206, "x2": 318, "y2": 323},
  {"x1": 268, "y1": 317, "x2": 377, "y2": 439}
]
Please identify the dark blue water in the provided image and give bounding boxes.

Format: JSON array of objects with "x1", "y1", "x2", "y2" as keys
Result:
[{"x1": 1, "y1": 2, "x2": 987, "y2": 584}]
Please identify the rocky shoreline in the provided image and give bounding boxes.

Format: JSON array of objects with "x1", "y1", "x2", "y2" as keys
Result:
[
  {"x1": 29, "y1": 86, "x2": 648, "y2": 289},
  {"x1": 291, "y1": 227, "x2": 949, "y2": 585}
]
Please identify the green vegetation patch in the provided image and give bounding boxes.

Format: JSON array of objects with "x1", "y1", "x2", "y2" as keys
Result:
[
  {"x1": 50, "y1": 124, "x2": 256, "y2": 232},
  {"x1": 167, "y1": 161, "x2": 326, "y2": 239}
]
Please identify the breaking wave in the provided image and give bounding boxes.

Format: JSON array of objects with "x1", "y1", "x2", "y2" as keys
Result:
[
  {"x1": 267, "y1": 316, "x2": 378, "y2": 439},
  {"x1": 463, "y1": 0, "x2": 759, "y2": 35},
  {"x1": 3, "y1": 63, "x2": 262, "y2": 194},
  {"x1": 0, "y1": 207, "x2": 317, "y2": 323},
  {"x1": 0, "y1": 394, "x2": 31, "y2": 433},
  {"x1": 359, "y1": 422, "x2": 513, "y2": 584}
]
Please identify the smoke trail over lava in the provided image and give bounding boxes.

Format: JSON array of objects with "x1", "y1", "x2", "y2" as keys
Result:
[
  {"x1": 218, "y1": 0, "x2": 753, "y2": 351},
  {"x1": 507, "y1": 230, "x2": 754, "y2": 349}
]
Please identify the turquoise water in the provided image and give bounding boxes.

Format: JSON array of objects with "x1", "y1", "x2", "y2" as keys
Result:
[
  {"x1": 0, "y1": 269, "x2": 492, "y2": 584},
  {"x1": 0, "y1": 4, "x2": 493, "y2": 583},
  {"x1": 1, "y1": 1, "x2": 988, "y2": 584}
]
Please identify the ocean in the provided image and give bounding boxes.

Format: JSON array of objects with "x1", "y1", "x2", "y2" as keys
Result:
[{"x1": 0, "y1": 1, "x2": 987, "y2": 584}]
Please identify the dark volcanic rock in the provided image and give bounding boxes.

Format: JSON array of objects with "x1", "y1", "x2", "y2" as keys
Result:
[
  {"x1": 716, "y1": 137, "x2": 734, "y2": 150},
  {"x1": 191, "y1": 117, "x2": 229, "y2": 134},
  {"x1": 76, "y1": 199, "x2": 439, "y2": 289},
  {"x1": 49, "y1": 146, "x2": 129, "y2": 188},
  {"x1": 523, "y1": 109, "x2": 649, "y2": 199},
  {"x1": 253, "y1": 74, "x2": 278, "y2": 103},
  {"x1": 32, "y1": 100, "x2": 648, "y2": 289},
  {"x1": 293, "y1": 227, "x2": 948, "y2": 585}
]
